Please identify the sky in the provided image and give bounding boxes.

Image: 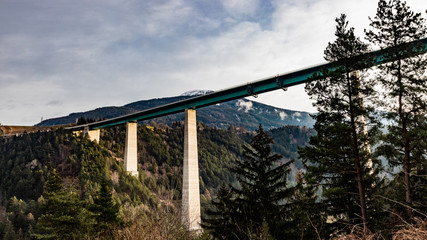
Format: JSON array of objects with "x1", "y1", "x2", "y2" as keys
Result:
[{"x1": 1, "y1": 0, "x2": 426, "y2": 126}]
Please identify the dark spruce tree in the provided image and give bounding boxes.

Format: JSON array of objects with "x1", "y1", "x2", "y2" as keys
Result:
[
  {"x1": 203, "y1": 125, "x2": 294, "y2": 239},
  {"x1": 89, "y1": 180, "x2": 122, "y2": 234},
  {"x1": 365, "y1": 0, "x2": 427, "y2": 218},
  {"x1": 300, "y1": 14, "x2": 382, "y2": 235},
  {"x1": 34, "y1": 168, "x2": 93, "y2": 239},
  {"x1": 202, "y1": 184, "x2": 236, "y2": 239}
]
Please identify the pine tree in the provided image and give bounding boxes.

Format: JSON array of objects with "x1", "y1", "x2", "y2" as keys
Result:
[
  {"x1": 299, "y1": 112, "x2": 364, "y2": 234},
  {"x1": 204, "y1": 125, "x2": 294, "y2": 239},
  {"x1": 301, "y1": 14, "x2": 382, "y2": 234},
  {"x1": 365, "y1": 0, "x2": 427, "y2": 218}
]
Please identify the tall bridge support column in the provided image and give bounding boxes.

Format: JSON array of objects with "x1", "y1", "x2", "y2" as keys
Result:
[
  {"x1": 124, "y1": 122, "x2": 139, "y2": 176},
  {"x1": 84, "y1": 127, "x2": 100, "y2": 142},
  {"x1": 182, "y1": 109, "x2": 201, "y2": 232}
]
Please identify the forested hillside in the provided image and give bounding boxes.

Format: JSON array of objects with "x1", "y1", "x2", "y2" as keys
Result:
[{"x1": 0, "y1": 123, "x2": 311, "y2": 239}]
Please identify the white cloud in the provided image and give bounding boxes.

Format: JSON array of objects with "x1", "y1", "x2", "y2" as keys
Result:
[
  {"x1": 1, "y1": 0, "x2": 426, "y2": 125},
  {"x1": 140, "y1": 0, "x2": 195, "y2": 36}
]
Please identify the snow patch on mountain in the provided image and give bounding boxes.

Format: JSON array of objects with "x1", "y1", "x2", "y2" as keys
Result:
[
  {"x1": 180, "y1": 90, "x2": 214, "y2": 96},
  {"x1": 279, "y1": 111, "x2": 288, "y2": 120},
  {"x1": 292, "y1": 112, "x2": 302, "y2": 118},
  {"x1": 236, "y1": 100, "x2": 253, "y2": 113},
  {"x1": 234, "y1": 114, "x2": 241, "y2": 121}
]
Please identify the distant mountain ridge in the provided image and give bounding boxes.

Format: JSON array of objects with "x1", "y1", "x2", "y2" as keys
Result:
[
  {"x1": 180, "y1": 90, "x2": 214, "y2": 96},
  {"x1": 37, "y1": 91, "x2": 315, "y2": 130}
]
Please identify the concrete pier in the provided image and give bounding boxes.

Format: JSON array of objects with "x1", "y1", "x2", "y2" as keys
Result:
[
  {"x1": 182, "y1": 109, "x2": 201, "y2": 232},
  {"x1": 124, "y1": 122, "x2": 138, "y2": 176},
  {"x1": 84, "y1": 127, "x2": 100, "y2": 142}
]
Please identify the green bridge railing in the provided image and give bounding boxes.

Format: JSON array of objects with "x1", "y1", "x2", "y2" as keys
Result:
[{"x1": 68, "y1": 38, "x2": 427, "y2": 130}]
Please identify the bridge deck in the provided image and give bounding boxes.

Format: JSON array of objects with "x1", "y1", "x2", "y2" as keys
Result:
[{"x1": 68, "y1": 38, "x2": 427, "y2": 130}]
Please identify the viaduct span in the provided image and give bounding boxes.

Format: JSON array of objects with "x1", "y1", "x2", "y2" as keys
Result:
[{"x1": 68, "y1": 38, "x2": 427, "y2": 232}]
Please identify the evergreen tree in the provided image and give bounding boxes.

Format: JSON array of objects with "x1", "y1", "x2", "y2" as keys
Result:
[
  {"x1": 89, "y1": 180, "x2": 122, "y2": 233},
  {"x1": 34, "y1": 168, "x2": 94, "y2": 239},
  {"x1": 202, "y1": 184, "x2": 236, "y2": 239},
  {"x1": 2, "y1": 219, "x2": 16, "y2": 240},
  {"x1": 233, "y1": 125, "x2": 294, "y2": 238},
  {"x1": 289, "y1": 172, "x2": 325, "y2": 239},
  {"x1": 43, "y1": 167, "x2": 63, "y2": 194},
  {"x1": 365, "y1": 0, "x2": 427, "y2": 217},
  {"x1": 300, "y1": 14, "x2": 382, "y2": 234},
  {"x1": 4, "y1": 196, "x2": 37, "y2": 239},
  {"x1": 204, "y1": 125, "x2": 294, "y2": 239}
]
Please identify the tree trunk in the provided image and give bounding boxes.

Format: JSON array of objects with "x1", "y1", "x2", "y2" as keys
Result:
[
  {"x1": 397, "y1": 58, "x2": 413, "y2": 216},
  {"x1": 347, "y1": 72, "x2": 369, "y2": 234}
]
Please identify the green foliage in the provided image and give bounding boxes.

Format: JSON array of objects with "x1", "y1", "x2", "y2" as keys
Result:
[
  {"x1": 77, "y1": 140, "x2": 111, "y2": 200},
  {"x1": 0, "y1": 131, "x2": 59, "y2": 201},
  {"x1": 0, "y1": 113, "x2": 312, "y2": 239},
  {"x1": 268, "y1": 126, "x2": 315, "y2": 169},
  {"x1": 203, "y1": 184, "x2": 236, "y2": 239},
  {"x1": 366, "y1": 0, "x2": 427, "y2": 219},
  {"x1": 288, "y1": 173, "x2": 326, "y2": 239},
  {"x1": 2, "y1": 196, "x2": 38, "y2": 240},
  {"x1": 299, "y1": 114, "x2": 362, "y2": 228},
  {"x1": 2, "y1": 218, "x2": 16, "y2": 240},
  {"x1": 34, "y1": 168, "x2": 94, "y2": 239},
  {"x1": 116, "y1": 169, "x2": 158, "y2": 206},
  {"x1": 0, "y1": 128, "x2": 163, "y2": 238},
  {"x1": 43, "y1": 167, "x2": 63, "y2": 194},
  {"x1": 301, "y1": 14, "x2": 384, "y2": 234},
  {"x1": 99, "y1": 123, "x2": 251, "y2": 201},
  {"x1": 204, "y1": 126, "x2": 294, "y2": 239},
  {"x1": 89, "y1": 180, "x2": 122, "y2": 234},
  {"x1": 198, "y1": 126, "x2": 245, "y2": 190}
]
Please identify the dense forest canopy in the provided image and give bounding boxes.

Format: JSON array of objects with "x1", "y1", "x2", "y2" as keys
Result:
[{"x1": 0, "y1": 123, "x2": 312, "y2": 239}]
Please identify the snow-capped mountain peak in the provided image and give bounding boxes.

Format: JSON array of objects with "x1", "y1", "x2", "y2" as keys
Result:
[{"x1": 180, "y1": 90, "x2": 214, "y2": 96}]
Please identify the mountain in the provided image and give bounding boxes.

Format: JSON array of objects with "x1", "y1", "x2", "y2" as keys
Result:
[
  {"x1": 37, "y1": 91, "x2": 315, "y2": 130},
  {"x1": 180, "y1": 90, "x2": 214, "y2": 96}
]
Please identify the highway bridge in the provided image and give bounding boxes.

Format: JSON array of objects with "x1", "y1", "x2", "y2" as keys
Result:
[{"x1": 67, "y1": 38, "x2": 427, "y2": 232}]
